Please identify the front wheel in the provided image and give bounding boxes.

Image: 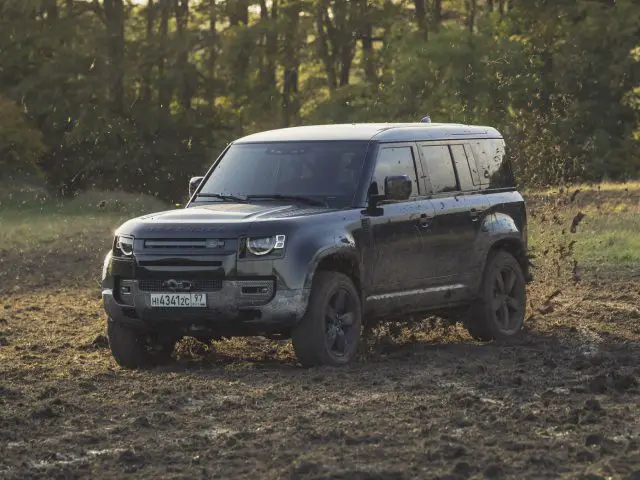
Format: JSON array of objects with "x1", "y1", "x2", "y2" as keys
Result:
[
  {"x1": 292, "y1": 271, "x2": 362, "y2": 367},
  {"x1": 465, "y1": 250, "x2": 527, "y2": 342},
  {"x1": 107, "y1": 320, "x2": 176, "y2": 369}
]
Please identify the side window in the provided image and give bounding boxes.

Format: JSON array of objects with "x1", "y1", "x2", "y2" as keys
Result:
[
  {"x1": 463, "y1": 144, "x2": 481, "y2": 186},
  {"x1": 470, "y1": 139, "x2": 514, "y2": 189},
  {"x1": 449, "y1": 144, "x2": 477, "y2": 192},
  {"x1": 470, "y1": 141, "x2": 490, "y2": 186},
  {"x1": 419, "y1": 145, "x2": 458, "y2": 194},
  {"x1": 372, "y1": 146, "x2": 420, "y2": 198}
]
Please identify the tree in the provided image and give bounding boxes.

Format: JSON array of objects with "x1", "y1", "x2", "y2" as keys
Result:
[
  {"x1": 0, "y1": 96, "x2": 45, "y2": 174},
  {"x1": 103, "y1": 0, "x2": 125, "y2": 114},
  {"x1": 0, "y1": 0, "x2": 637, "y2": 198}
]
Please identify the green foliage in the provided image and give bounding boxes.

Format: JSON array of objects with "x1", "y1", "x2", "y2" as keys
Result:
[
  {"x1": 0, "y1": 0, "x2": 637, "y2": 199},
  {"x1": 0, "y1": 96, "x2": 45, "y2": 174}
]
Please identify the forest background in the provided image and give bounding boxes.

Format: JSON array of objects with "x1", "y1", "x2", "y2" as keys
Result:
[{"x1": 0, "y1": 0, "x2": 638, "y2": 202}]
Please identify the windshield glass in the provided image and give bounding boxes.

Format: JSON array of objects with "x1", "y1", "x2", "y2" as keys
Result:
[{"x1": 197, "y1": 141, "x2": 369, "y2": 208}]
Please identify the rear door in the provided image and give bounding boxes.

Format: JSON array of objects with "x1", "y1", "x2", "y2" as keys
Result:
[
  {"x1": 416, "y1": 142, "x2": 485, "y2": 289},
  {"x1": 449, "y1": 143, "x2": 491, "y2": 274}
]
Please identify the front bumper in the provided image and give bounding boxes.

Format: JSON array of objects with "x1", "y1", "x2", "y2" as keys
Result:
[{"x1": 103, "y1": 278, "x2": 309, "y2": 335}]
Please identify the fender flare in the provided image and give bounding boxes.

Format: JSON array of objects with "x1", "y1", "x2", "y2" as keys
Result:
[
  {"x1": 473, "y1": 212, "x2": 530, "y2": 291},
  {"x1": 300, "y1": 244, "x2": 363, "y2": 306}
]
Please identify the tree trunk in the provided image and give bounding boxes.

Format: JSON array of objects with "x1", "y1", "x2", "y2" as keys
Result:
[
  {"x1": 44, "y1": 0, "x2": 58, "y2": 21},
  {"x1": 466, "y1": 0, "x2": 477, "y2": 33},
  {"x1": 282, "y1": 0, "x2": 301, "y2": 126},
  {"x1": 174, "y1": 0, "x2": 191, "y2": 110},
  {"x1": 336, "y1": 0, "x2": 357, "y2": 87},
  {"x1": 315, "y1": 1, "x2": 337, "y2": 90},
  {"x1": 464, "y1": 0, "x2": 477, "y2": 122},
  {"x1": 358, "y1": 0, "x2": 376, "y2": 83},
  {"x1": 207, "y1": 0, "x2": 217, "y2": 104},
  {"x1": 413, "y1": 0, "x2": 428, "y2": 40},
  {"x1": 228, "y1": 0, "x2": 250, "y2": 99},
  {"x1": 103, "y1": 0, "x2": 125, "y2": 115},
  {"x1": 498, "y1": 0, "x2": 506, "y2": 16},
  {"x1": 433, "y1": 0, "x2": 442, "y2": 31},
  {"x1": 259, "y1": 0, "x2": 278, "y2": 89},
  {"x1": 338, "y1": 50, "x2": 352, "y2": 86},
  {"x1": 228, "y1": 0, "x2": 249, "y2": 26},
  {"x1": 158, "y1": 0, "x2": 171, "y2": 111},
  {"x1": 142, "y1": 0, "x2": 155, "y2": 105}
]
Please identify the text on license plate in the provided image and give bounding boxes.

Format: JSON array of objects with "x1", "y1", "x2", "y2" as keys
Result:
[{"x1": 150, "y1": 293, "x2": 207, "y2": 307}]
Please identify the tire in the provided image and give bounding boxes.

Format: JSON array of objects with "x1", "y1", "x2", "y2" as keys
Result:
[
  {"x1": 292, "y1": 271, "x2": 362, "y2": 367},
  {"x1": 465, "y1": 250, "x2": 527, "y2": 342},
  {"x1": 107, "y1": 320, "x2": 176, "y2": 369}
]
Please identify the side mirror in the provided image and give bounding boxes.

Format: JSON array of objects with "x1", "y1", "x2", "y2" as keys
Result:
[
  {"x1": 384, "y1": 175, "x2": 412, "y2": 201},
  {"x1": 189, "y1": 176, "x2": 204, "y2": 198}
]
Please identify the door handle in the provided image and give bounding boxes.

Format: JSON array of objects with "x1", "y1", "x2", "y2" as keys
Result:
[{"x1": 418, "y1": 213, "x2": 431, "y2": 229}]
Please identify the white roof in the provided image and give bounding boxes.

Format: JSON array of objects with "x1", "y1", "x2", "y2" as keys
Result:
[{"x1": 234, "y1": 123, "x2": 502, "y2": 144}]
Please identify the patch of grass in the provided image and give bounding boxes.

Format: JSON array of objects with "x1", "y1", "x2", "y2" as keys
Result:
[
  {"x1": 523, "y1": 180, "x2": 640, "y2": 196},
  {"x1": 527, "y1": 183, "x2": 640, "y2": 277},
  {"x1": 0, "y1": 190, "x2": 170, "y2": 251},
  {"x1": 529, "y1": 210, "x2": 640, "y2": 269},
  {"x1": 0, "y1": 209, "x2": 124, "y2": 251},
  {"x1": 574, "y1": 212, "x2": 640, "y2": 267}
]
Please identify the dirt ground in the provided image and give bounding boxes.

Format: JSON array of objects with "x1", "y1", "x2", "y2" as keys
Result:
[{"x1": 1, "y1": 190, "x2": 639, "y2": 479}]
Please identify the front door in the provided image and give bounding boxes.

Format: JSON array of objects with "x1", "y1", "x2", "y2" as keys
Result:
[{"x1": 364, "y1": 143, "x2": 436, "y2": 317}]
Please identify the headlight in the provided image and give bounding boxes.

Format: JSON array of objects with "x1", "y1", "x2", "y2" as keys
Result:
[
  {"x1": 246, "y1": 235, "x2": 286, "y2": 257},
  {"x1": 114, "y1": 235, "x2": 134, "y2": 256}
]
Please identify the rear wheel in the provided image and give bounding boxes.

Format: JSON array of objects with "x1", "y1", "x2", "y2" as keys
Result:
[
  {"x1": 292, "y1": 271, "x2": 362, "y2": 367},
  {"x1": 107, "y1": 320, "x2": 176, "y2": 369},
  {"x1": 465, "y1": 250, "x2": 526, "y2": 341}
]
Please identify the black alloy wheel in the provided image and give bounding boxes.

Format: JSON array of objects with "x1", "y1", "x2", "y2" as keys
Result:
[
  {"x1": 324, "y1": 286, "x2": 359, "y2": 359},
  {"x1": 292, "y1": 271, "x2": 362, "y2": 367},
  {"x1": 464, "y1": 250, "x2": 526, "y2": 341},
  {"x1": 490, "y1": 263, "x2": 525, "y2": 335}
]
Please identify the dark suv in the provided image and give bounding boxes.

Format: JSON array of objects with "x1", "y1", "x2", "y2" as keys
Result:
[{"x1": 102, "y1": 122, "x2": 531, "y2": 369}]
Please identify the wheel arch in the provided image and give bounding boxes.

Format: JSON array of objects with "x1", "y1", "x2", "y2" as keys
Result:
[{"x1": 304, "y1": 247, "x2": 363, "y2": 300}]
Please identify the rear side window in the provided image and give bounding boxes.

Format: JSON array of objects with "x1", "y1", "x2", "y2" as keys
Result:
[
  {"x1": 419, "y1": 145, "x2": 458, "y2": 194},
  {"x1": 449, "y1": 144, "x2": 477, "y2": 192},
  {"x1": 463, "y1": 144, "x2": 481, "y2": 186},
  {"x1": 372, "y1": 146, "x2": 420, "y2": 198},
  {"x1": 469, "y1": 139, "x2": 514, "y2": 189}
]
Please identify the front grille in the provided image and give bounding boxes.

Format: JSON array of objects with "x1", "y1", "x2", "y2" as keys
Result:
[
  {"x1": 143, "y1": 238, "x2": 226, "y2": 250},
  {"x1": 137, "y1": 279, "x2": 223, "y2": 292}
]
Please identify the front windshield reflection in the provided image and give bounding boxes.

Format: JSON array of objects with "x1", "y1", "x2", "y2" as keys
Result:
[{"x1": 198, "y1": 141, "x2": 369, "y2": 208}]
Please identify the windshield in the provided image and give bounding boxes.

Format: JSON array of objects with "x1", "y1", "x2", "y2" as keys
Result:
[{"x1": 197, "y1": 141, "x2": 369, "y2": 208}]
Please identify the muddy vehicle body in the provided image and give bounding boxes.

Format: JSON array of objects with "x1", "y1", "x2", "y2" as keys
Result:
[{"x1": 102, "y1": 122, "x2": 531, "y2": 368}]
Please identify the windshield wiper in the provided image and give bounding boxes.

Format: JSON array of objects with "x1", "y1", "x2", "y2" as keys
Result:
[
  {"x1": 195, "y1": 193, "x2": 247, "y2": 202},
  {"x1": 246, "y1": 194, "x2": 326, "y2": 207}
]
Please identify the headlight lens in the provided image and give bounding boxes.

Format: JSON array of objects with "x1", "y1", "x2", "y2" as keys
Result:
[
  {"x1": 115, "y1": 235, "x2": 134, "y2": 256},
  {"x1": 246, "y1": 235, "x2": 286, "y2": 257}
]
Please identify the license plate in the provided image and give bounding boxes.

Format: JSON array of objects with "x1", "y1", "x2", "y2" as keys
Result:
[{"x1": 150, "y1": 293, "x2": 207, "y2": 308}]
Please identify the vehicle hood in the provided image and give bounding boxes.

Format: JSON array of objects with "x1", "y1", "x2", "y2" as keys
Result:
[{"x1": 116, "y1": 202, "x2": 334, "y2": 238}]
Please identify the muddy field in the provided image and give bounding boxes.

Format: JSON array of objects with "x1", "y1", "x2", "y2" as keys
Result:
[{"x1": 1, "y1": 187, "x2": 639, "y2": 479}]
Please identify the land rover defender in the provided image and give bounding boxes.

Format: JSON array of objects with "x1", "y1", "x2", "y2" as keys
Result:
[{"x1": 101, "y1": 122, "x2": 531, "y2": 368}]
